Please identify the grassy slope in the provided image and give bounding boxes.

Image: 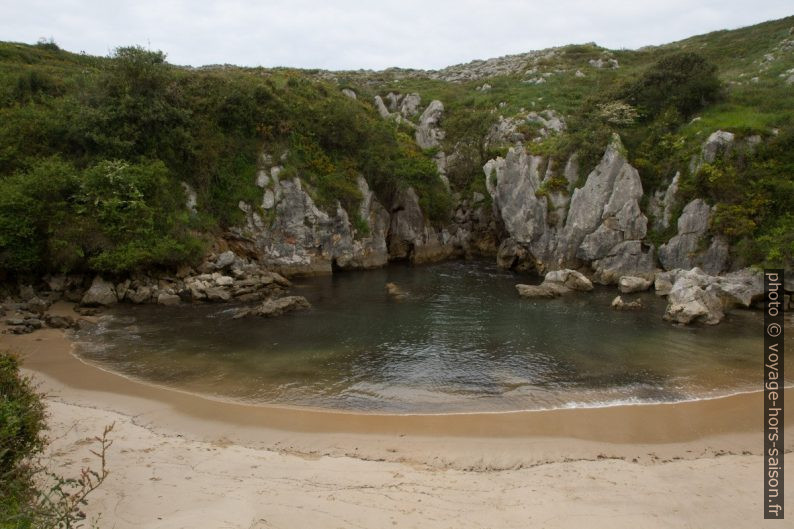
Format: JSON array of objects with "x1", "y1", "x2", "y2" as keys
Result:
[{"x1": 0, "y1": 15, "x2": 792, "y2": 273}]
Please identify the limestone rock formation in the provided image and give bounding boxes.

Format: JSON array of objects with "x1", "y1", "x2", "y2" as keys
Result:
[
  {"x1": 415, "y1": 100, "x2": 445, "y2": 150},
  {"x1": 658, "y1": 199, "x2": 728, "y2": 275},
  {"x1": 611, "y1": 295, "x2": 643, "y2": 310},
  {"x1": 233, "y1": 296, "x2": 311, "y2": 318},
  {"x1": 236, "y1": 169, "x2": 391, "y2": 275},
  {"x1": 659, "y1": 268, "x2": 763, "y2": 325},
  {"x1": 388, "y1": 187, "x2": 457, "y2": 264},
  {"x1": 618, "y1": 276, "x2": 653, "y2": 294},
  {"x1": 81, "y1": 276, "x2": 118, "y2": 306},
  {"x1": 485, "y1": 135, "x2": 653, "y2": 282},
  {"x1": 516, "y1": 269, "x2": 593, "y2": 298}
]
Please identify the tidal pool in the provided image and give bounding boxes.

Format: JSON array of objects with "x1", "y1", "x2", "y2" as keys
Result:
[{"x1": 73, "y1": 261, "x2": 788, "y2": 413}]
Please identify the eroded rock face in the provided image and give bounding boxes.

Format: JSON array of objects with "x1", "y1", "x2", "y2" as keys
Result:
[
  {"x1": 659, "y1": 267, "x2": 763, "y2": 325},
  {"x1": 235, "y1": 170, "x2": 392, "y2": 275},
  {"x1": 702, "y1": 130, "x2": 735, "y2": 164},
  {"x1": 658, "y1": 199, "x2": 727, "y2": 275},
  {"x1": 415, "y1": 100, "x2": 445, "y2": 150},
  {"x1": 388, "y1": 187, "x2": 458, "y2": 264},
  {"x1": 81, "y1": 277, "x2": 118, "y2": 306},
  {"x1": 484, "y1": 135, "x2": 652, "y2": 282}
]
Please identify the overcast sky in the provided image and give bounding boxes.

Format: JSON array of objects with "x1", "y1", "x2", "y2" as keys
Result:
[{"x1": 2, "y1": 1, "x2": 792, "y2": 70}]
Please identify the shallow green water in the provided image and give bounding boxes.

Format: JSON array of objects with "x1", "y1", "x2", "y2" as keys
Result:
[{"x1": 73, "y1": 261, "x2": 788, "y2": 412}]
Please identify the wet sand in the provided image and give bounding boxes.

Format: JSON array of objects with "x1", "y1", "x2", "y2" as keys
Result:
[{"x1": 3, "y1": 304, "x2": 792, "y2": 528}]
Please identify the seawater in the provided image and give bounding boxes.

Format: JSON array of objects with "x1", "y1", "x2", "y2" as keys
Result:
[{"x1": 72, "y1": 261, "x2": 790, "y2": 413}]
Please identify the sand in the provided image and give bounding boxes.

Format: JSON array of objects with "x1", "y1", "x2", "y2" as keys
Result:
[{"x1": 2, "y1": 303, "x2": 792, "y2": 528}]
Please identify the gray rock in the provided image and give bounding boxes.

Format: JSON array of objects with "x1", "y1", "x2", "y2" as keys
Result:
[
  {"x1": 341, "y1": 88, "x2": 357, "y2": 100},
  {"x1": 415, "y1": 100, "x2": 445, "y2": 150},
  {"x1": 702, "y1": 130, "x2": 735, "y2": 164},
  {"x1": 592, "y1": 241, "x2": 656, "y2": 285},
  {"x1": 611, "y1": 295, "x2": 643, "y2": 310},
  {"x1": 245, "y1": 296, "x2": 311, "y2": 318},
  {"x1": 24, "y1": 296, "x2": 50, "y2": 314},
  {"x1": 157, "y1": 293, "x2": 181, "y2": 306},
  {"x1": 388, "y1": 187, "x2": 455, "y2": 264},
  {"x1": 214, "y1": 251, "x2": 236, "y2": 270},
  {"x1": 45, "y1": 314, "x2": 77, "y2": 329},
  {"x1": 543, "y1": 269, "x2": 593, "y2": 291},
  {"x1": 204, "y1": 287, "x2": 231, "y2": 302},
  {"x1": 18, "y1": 285, "x2": 35, "y2": 301},
  {"x1": 374, "y1": 95, "x2": 390, "y2": 118},
  {"x1": 618, "y1": 276, "x2": 653, "y2": 294},
  {"x1": 399, "y1": 93, "x2": 421, "y2": 117},
  {"x1": 45, "y1": 275, "x2": 67, "y2": 292},
  {"x1": 515, "y1": 282, "x2": 569, "y2": 298},
  {"x1": 658, "y1": 199, "x2": 727, "y2": 274},
  {"x1": 181, "y1": 182, "x2": 198, "y2": 213},
  {"x1": 127, "y1": 286, "x2": 153, "y2": 304},
  {"x1": 81, "y1": 276, "x2": 118, "y2": 306},
  {"x1": 661, "y1": 267, "x2": 763, "y2": 325}
]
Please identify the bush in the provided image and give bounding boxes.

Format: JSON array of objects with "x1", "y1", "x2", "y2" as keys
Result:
[
  {"x1": 0, "y1": 158, "x2": 204, "y2": 275},
  {"x1": 0, "y1": 352, "x2": 112, "y2": 529},
  {"x1": 619, "y1": 52, "x2": 722, "y2": 121},
  {"x1": 1, "y1": 352, "x2": 46, "y2": 527}
]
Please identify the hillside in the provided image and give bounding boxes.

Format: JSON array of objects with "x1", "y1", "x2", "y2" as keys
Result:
[{"x1": 0, "y1": 15, "x2": 792, "y2": 282}]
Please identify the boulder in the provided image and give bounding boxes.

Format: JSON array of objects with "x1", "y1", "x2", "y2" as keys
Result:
[
  {"x1": 204, "y1": 287, "x2": 231, "y2": 302},
  {"x1": 611, "y1": 296, "x2": 643, "y2": 310},
  {"x1": 81, "y1": 276, "x2": 118, "y2": 306},
  {"x1": 157, "y1": 293, "x2": 181, "y2": 306},
  {"x1": 702, "y1": 130, "x2": 735, "y2": 164},
  {"x1": 544, "y1": 269, "x2": 593, "y2": 291},
  {"x1": 618, "y1": 276, "x2": 652, "y2": 294},
  {"x1": 235, "y1": 296, "x2": 311, "y2": 318},
  {"x1": 214, "y1": 251, "x2": 236, "y2": 270},
  {"x1": 24, "y1": 296, "x2": 50, "y2": 314},
  {"x1": 385, "y1": 283, "x2": 406, "y2": 299},
  {"x1": 127, "y1": 286, "x2": 153, "y2": 304},
  {"x1": 44, "y1": 314, "x2": 78, "y2": 329},
  {"x1": 661, "y1": 268, "x2": 763, "y2": 325},
  {"x1": 516, "y1": 282, "x2": 569, "y2": 299}
]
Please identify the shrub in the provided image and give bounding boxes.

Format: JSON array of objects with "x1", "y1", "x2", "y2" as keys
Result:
[{"x1": 619, "y1": 51, "x2": 722, "y2": 121}]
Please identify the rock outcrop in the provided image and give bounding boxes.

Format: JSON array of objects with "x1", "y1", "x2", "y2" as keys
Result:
[
  {"x1": 81, "y1": 277, "x2": 118, "y2": 306},
  {"x1": 657, "y1": 267, "x2": 763, "y2": 325},
  {"x1": 232, "y1": 296, "x2": 311, "y2": 318},
  {"x1": 415, "y1": 100, "x2": 445, "y2": 150},
  {"x1": 658, "y1": 199, "x2": 728, "y2": 275},
  {"x1": 485, "y1": 135, "x2": 654, "y2": 282},
  {"x1": 516, "y1": 269, "x2": 593, "y2": 298},
  {"x1": 618, "y1": 276, "x2": 653, "y2": 294},
  {"x1": 236, "y1": 167, "x2": 391, "y2": 275},
  {"x1": 611, "y1": 295, "x2": 643, "y2": 310},
  {"x1": 388, "y1": 187, "x2": 459, "y2": 263}
]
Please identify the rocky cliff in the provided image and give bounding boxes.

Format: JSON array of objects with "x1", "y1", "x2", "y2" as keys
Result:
[{"x1": 484, "y1": 135, "x2": 654, "y2": 283}]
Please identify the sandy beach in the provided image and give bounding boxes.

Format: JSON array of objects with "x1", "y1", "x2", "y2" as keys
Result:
[{"x1": 2, "y1": 305, "x2": 792, "y2": 528}]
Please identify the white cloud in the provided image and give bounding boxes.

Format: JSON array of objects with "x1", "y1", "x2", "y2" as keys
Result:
[{"x1": 2, "y1": 0, "x2": 792, "y2": 69}]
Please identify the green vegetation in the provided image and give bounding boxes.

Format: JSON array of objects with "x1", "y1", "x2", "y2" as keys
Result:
[
  {"x1": 2, "y1": 15, "x2": 793, "y2": 275},
  {"x1": 1, "y1": 351, "x2": 112, "y2": 529},
  {"x1": 0, "y1": 44, "x2": 444, "y2": 278}
]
